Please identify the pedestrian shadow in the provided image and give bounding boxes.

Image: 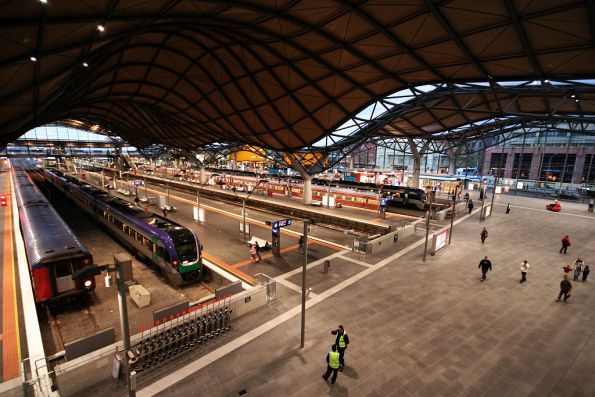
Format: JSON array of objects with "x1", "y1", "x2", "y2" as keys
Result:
[
  {"x1": 325, "y1": 381, "x2": 348, "y2": 396},
  {"x1": 341, "y1": 366, "x2": 359, "y2": 379}
]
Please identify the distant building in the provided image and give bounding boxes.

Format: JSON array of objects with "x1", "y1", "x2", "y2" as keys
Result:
[{"x1": 483, "y1": 129, "x2": 595, "y2": 185}]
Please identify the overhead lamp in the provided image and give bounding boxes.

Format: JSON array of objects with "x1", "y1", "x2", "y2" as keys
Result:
[
  {"x1": 570, "y1": 94, "x2": 576, "y2": 98},
  {"x1": 30, "y1": 56, "x2": 37, "y2": 62},
  {"x1": 39, "y1": 0, "x2": 47, "y2": 3},
  {"x1": 543, "y1": 79, "x2": 549, "y2": 83},
  {"x1": 82, "y1": 62, "x2": 89, "y2": 67},
  {"x1": 97, "y1": 24, "x2": 105, "y2": 32},
  {"x1": 575, "y1": 98, "x2": 580, "y2": 103}
]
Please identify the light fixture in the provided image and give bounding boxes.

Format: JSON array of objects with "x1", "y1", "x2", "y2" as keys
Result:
[
  {"x1": 39, "y1": 0, "x2": 47, "y2": 3},
  {"x1": 97, "y1": 24, "x2": 105, "y2": 32},
  {"x1": 570, "y1": 94, "x2": 576, "y2": 98},
  {"x1": 82, "y1": 62, "x2": 89, "y2": 67},
  {"x1": 30, "y1": 56, "x2": 37, "y2": 62},
  {"x1": 543, "y1": 79, "x2": 549, "y2": 83}
]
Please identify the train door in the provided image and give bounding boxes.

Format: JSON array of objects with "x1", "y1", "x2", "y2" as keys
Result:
[{"x1": 54, "y1": 261, "x2": 75, "y2": 293}]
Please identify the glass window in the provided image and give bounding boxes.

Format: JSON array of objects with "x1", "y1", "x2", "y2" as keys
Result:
[
  {"x1": 169, "y1": 229, "x2": 197, "y2": 262},
  {"x1": 512, "y1": 153, "x2": 532, "y2": 180},
  {"x1": 54, "y1": 262, "x2": 73, "y2": 278},
  {"x1": 582, "y1": 154, "x2": 595, "y2": 184},
  {"x1": 157, "y1": 245, "x2": 169, "y2": 261},
  {"x1": 489, "y1": 153, "x2": 507, "y2": 178},
  {"x1": 540, "y1": 154, "x2": 576, "y2": 183}
]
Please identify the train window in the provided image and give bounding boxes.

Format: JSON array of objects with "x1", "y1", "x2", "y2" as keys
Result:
[
  {"x1": 54, "y1": 262, "x2": 73, "y2": 278},
  {"x1": 142, "y1": 237, "x2": 151, "y2": 249},
  {"x1": 157, "y1": 245, "x2": 169, "y2": 261},
  {"x1": 123, "y1": 224, "x2": 129, "y2": 234},
  {"x1": 135, "y1": 232, "x2": 143, "y2": 242}
]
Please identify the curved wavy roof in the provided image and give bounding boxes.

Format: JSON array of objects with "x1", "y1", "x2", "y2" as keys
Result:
[{"x1": 0, "y1": 0, "x2": 594, "y2": 149}]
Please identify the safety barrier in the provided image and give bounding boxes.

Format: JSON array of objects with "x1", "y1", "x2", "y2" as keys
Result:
[
  {"x1": 434, "y1": 201, "x2": 468, "y2": 221},
  {"x1": 254, "y1": 273, "x2": 277, "y2": 302},
  {"x1": 352, "y1": 221, "x2": 418, "y2": 255},
  {"x1": 53, "y1": 285, "x2": 268, "y2": 396}
]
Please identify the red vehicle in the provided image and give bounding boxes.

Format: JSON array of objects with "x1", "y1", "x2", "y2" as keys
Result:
[{"x1": 546, "y1": 201, "x2": 561, "y2": 212}]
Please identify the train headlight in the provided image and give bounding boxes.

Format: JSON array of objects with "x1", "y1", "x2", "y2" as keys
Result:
[{"x1": 84, "y1": 280, "x2": 93, "y2": 289}]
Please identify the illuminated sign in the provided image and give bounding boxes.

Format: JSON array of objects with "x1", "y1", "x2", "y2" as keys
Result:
[
  {"x1": 435, "y1": 229, "x2": 448, "y2": 252},
  {"x1": 268, "y1": 218, "x2": 292, "y2": 237}
]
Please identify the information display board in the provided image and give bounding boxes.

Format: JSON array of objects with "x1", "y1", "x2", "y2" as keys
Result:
[{"x1": 435, "y1": 229, "x2": 448, "y2": 252}]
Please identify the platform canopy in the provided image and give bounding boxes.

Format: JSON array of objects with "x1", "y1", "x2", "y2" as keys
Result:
[{"x1": 0, "y1": 0, "x2": 594, "y2": 150}]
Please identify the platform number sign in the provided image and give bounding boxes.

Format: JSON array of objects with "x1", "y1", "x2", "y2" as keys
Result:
[
  {"x1": 267, "y1": 218, "x2": 292, "y2": 256},
  {"x1": 0, "y1": 194, "x2": 7, "y2": 207},
  {"x1": 270, "y1": 218, "x2": 292, "y2": 237}
]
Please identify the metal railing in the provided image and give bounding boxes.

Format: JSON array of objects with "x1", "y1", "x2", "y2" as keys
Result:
[{"x1": 254, "y1": 273, "x2": 277, "y2": 302}]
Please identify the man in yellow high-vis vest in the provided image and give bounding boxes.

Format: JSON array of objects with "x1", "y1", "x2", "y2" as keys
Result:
[
  {"x1": 332, "y1": 324, "x2": 349, "y2": 371},
  {"x1": 322, "y1": 345, "x2": 340, "y2": 384}
]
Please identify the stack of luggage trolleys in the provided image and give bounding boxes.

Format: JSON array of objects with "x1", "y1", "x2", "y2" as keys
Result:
[{"x1": 129, "y1": 304, "x2": 233, "y2": 373}]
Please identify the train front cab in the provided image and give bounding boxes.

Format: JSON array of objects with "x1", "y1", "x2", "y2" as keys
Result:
[{"x1": 31, "y1": 256, "x2": 96, "y2": 304}]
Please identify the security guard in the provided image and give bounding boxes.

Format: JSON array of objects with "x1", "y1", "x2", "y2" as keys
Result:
[
  {"x1": 322, "y1": 345, "x2": 340, "y2": 384},
  {"x1": 334, "y1": 324, "x2": 349, "y2": 371}
]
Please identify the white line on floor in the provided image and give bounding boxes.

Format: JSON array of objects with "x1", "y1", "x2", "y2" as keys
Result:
[
  {"x1": 136, "y1": 208, "x2": 476, "y2": 396},
  {"x1": 339, "y1": 255, "x2": 372, "y2": 268}
]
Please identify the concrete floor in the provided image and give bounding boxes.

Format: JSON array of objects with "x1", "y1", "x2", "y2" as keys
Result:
[{"x1": 72, "y1": 191, "x2": 595, "y2": 396}]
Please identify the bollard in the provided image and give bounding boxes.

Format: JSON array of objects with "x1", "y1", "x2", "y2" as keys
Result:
[{"x1": 323, "y1": 260, "x2": 330, "y2": 273}]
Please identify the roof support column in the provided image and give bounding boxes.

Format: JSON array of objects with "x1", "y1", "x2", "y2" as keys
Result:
[
  {"x1": 448, "y1": 145, "x2": 457, "y2": 175},
  {"x1": 407, "y1": 138, "x2": 421, "y2": 189},
  {"x1": 286, "y1": 153, "x2": 313, "y2": 205},
  {"x1": 199, "y1": 166, "x2": 206, "y2": 185}
]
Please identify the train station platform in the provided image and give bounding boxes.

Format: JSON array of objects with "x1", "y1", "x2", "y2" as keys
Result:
[
  {"x1": 84, "y1": 171, "x2": 402, "y2": 287},
  {"x1": 73, "y1": 189, "x2": 595, "y2": 396},
  {"x1": 0, "y1": 168, "x2": 24, "y2": 387}
]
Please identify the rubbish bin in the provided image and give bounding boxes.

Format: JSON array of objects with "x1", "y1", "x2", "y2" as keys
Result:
[{"x1": 588, "y1": 199, "x2": 594, "y2": 213}]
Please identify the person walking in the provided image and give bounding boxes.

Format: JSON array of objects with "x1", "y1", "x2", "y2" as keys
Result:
[
  {"x1": 322, "y1": 345, "x2": 340, "y2": 384},
  {"x1": 520, "y1": 260, "x2": 529, "y2": 283},
  {"x1": 331, "y1": 325, "x2": 349, "y2": 371},
  {"x1": 506, "y1": 203, "x2": 511, "y2": 214},
  {"x1": 582, "y1": 265, "x2": 590, "y2": 282},
  {"x1": 573, "y1": 257, "x2": 584, "y2": 281},
  {"x1": 478, "y1": 256, "x2": 492, "y2": 282},
  {"x1": 298, "y1": 235, "x2": 304, "y2": 252},
  {"x1": 480, "y1": 227, "x2": 488, "y2": 244},
  {"x1": 249, "y1": 244, "x2": 259, "y2": 262},
  {"x1": 254, "y1": 243, "x2": 262, "y2": 262},
  {"x1": 556, "y1": 274, "x2": 572, "y2": 302},
  {"x1": 559, "y1": 235, "x2": 571, "y2": 254},
  {"x1": 467, "y1": 199, "x2": 474, "y2": 214},
  {"x1": 464, "y1": 192, "x2": 469, "y2": 202}
]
